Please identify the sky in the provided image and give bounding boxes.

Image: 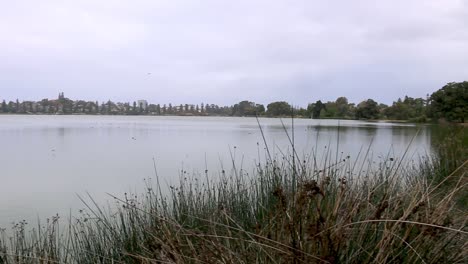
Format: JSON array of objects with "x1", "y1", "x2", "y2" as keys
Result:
[{"x1": 0, "y1": 0, "x2": 467, "y2": 107}]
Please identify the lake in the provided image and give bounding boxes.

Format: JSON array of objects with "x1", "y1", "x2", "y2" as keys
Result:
[{"x1": 0, "y1": 115, "x2": 432, "y2": 229}]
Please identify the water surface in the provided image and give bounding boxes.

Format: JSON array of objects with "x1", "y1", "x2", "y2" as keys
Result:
[{"x1": 0, "y1": 115, "x2": 432, "y2": 228}]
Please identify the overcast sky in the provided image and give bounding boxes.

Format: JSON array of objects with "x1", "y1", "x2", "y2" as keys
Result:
[{"x1": 0, "y1": 0, "x2": 467, "y2": 106}]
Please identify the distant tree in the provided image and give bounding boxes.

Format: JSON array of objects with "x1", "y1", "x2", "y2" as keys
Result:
[
  {"x1": 27, "y1": 102, "x2": 34, "y2": 112},
  {"x1": 58, "y1": 96, "x2": 73, "y2": 114},
  {"x1": 232, "y1": 101, "x2": 260, "y2": 116},
  {"x1": 355, "y1": 99, "x2": 379, "y2": 120},
  {"x1": 266, "y1": 101, "x2": 291, "y2": 116},
  {"x1": 220, "y1": 105, "x2": 233, "y2": 115},
  {"x1": 295, "y1": 107, "x2": 308, "y2": 117},
  {"x1": 168, "y1": 103, "x2": 173, "y2": 114},
  {"x1": 8, "y1": 101, "x2": 15, "y2": 113},
  {"x1": 428, "y1": 82, "x2": 468, "y2": 122},
  {"x1": 74, "y1": 100, "x2": 86, "y2": 113},
  {"x1": 335, "y1": 97, "x2": 350, "y2": 118},
  {"x1": 145, "y1": 104, "x2": 154, "y2": 114},
  {"x1": 383, "y1": 96, "x2": 427, "y2": 121},
  {"x1": 347, "y1": 103, "x2": 356, "y2": 118},
  {"x1": 39, "y1": 99, "x2": 49, "y2": 113},
  {"x1": 156, "y1": 104, "x2": 161, "y2": 115},
  {"x1": 121, "y1": 102, "x2": 128, "y2": 114},
  {"x1": 306, "y1": 103, "x2": 314, "y2": 118},
  {"x1": 322, "y1": 101, "x2": 337, "y2": 118},
  {"x1": 1, "y1": 100, "x2": 7, "y2": 113},
  {"x1": 377, "y1": 103, "x2": 388, "y2": 118},
  {"x1": 256, "y1": 104, "x2": 265, "y2": 115},
  {"x1": 90, "y1": 101, "x2": 96, "y2": 113},
  {"x1": 107, "y1": 100, "x2": 113, "y2": 114},
  {"x1": 384, "y1": 98, "x2": 406, "y2": 120},
  {"x1": 308, "y1": 100, "x2": 325, "y2": 119}
]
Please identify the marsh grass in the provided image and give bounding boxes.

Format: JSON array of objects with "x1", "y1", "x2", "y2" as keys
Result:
[{"x1": 0, "y1": 124, "x2": 467, "y2": 263}]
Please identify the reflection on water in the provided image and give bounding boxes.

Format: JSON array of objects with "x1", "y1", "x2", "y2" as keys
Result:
[{"x1": 0, "y1": 115, "x2": 433, "y2": 228}]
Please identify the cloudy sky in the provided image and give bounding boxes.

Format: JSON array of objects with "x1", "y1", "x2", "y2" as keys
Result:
[{"x1": 0, "y1": 0, "x2": 467, "y2": 106}]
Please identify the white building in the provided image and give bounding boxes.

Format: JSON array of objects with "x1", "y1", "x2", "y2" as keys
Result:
[{"x1": 137, "y1": 100, "x2": 148, "y2": 110}]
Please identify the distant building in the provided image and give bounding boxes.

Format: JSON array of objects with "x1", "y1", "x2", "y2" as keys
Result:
[{"x1": 138, "y1": 100, "x2": 148, "y2": 110}]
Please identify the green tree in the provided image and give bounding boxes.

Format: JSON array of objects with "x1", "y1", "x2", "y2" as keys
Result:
[
  {"x1": 8, "y1": 101, "x2": 15, "y2": 113},
  {"x1": 256, "y1": 104, "x2": 265, "y2": 115},
  {"x1": 232, "y1": 101, "x2": 260, "y2": 116},
  {"x1": 322, "y1": 101, "x2": 336, "y2": 118},
  {"x1": 266, "y1": 101, "x2": 291, "y2": 116},
  {"x1": 295, "y1": 107, "x2": 308, "y2": 117},
  {"x1": 383, "y1": 98, "x2": 406, "y2": 120},
  {"x1": 384, "y1": 96, "x2": 427, "y2": 121},
  {"x1": 308, "y1": 100, "x2": 325, "y2": 119},
  {"x1": 335, "y1": 97, "x2": 350, "y2": 118},
  {"x1": 428, "y1": 82, "x2": 468, "y2": 122},
  {"x1": 355, "y1": 99, "x2": 379, "y2": 120}
]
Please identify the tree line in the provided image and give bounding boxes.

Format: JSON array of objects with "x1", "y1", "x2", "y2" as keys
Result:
[{"x1": 1, "y1": 81, "x2": 466, "y2": 122}]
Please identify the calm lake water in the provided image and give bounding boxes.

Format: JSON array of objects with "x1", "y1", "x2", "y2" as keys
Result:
[{"x1": 0, "y1": 115, "x2": 432, "y2": 229}]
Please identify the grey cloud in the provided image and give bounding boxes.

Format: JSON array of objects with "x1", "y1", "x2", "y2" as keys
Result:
[{"x1": 0, "y1": 0, "x2": 467, "y2": 106}]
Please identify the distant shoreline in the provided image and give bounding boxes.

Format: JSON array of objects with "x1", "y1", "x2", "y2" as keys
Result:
[
  {"x1": 2, "y1": 112, "x2": 466, "y2": 126},
  {"x1": 0, "y1": 112, "x2": 427, "y2": 123}
]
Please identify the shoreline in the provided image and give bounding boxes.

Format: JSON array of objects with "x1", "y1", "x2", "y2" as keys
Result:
[{"x1": 0, "y1": 112, "x2": 439, "y2": 123}]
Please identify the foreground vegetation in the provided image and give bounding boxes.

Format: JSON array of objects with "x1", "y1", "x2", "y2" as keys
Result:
[{"x1": 0, "y1": 126, "x2": 467, "y2": 263}]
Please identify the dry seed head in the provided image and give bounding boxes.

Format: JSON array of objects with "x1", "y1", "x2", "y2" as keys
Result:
[{"x1": 303, "y1": 180, "x2": 323, "y2": 197}]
